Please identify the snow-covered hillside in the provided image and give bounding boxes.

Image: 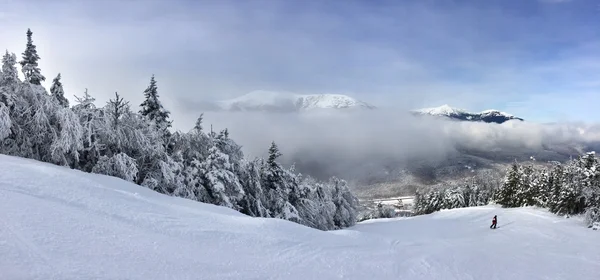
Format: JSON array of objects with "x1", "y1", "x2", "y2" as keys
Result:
[
  {"x1": 413, "y1": 104, "x2": 524, "y2": 123},
  {"x1": 1, "y1": 154, "x2": 599, "y2": 280},
  {"x1": 214, "y1": 90, "x2": 375, "y2": 112}
]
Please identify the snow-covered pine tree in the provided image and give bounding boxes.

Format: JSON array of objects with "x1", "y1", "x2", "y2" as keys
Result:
[
  {"x1": 107, "y1": 92, "x2": 129, "y2": 129},
  {"x1": 577, "y1": 152, "x2": 600, "y2": 225},
  {"x1": 329, "y1": 176, "x2": 359, "y2": 228},
  {"x1": 139, "y1": 75, "x2": 172, "y2": 142},
  {"x1": 546, "y1": 162, "x2": 564, "y2": 213},
  {"x1": 533, "y1": 167, "x2": 551, "y2": 207},
  {"x1": 1, "y1": 51, "x2": 19, "y2": 85},
  {"x1": 49, "y1": 104, "x2": 83, "y2": 167},
  {"x1": 261, "y1": 141, "x2": 301, "y2": 222},
  {"x1": 49, "y1": 73, "x2": 69, "y2": 108},
  {"x1": 194, "y1": 113, "x2": 203, "y2": 132},
  {"x1": 92, "y1": 152, "x2": 138, "y2": 182},
  {"x1": 1, "y1": 51, "x2": 19, "y2": 108},
  {"x1": 443, "y1": 186, "x2": 465, "y2": 209},
  {"x1": 0, "y1": 53, "x2": 11, "y2": 140},
  {"x1": 19, "y1": 29, "x2": 45, "y2": 85},
  {"x1": 494, "y1": 162, "x2": 521, "y2": 207},
  {"x1": 237, "y1": 158, "x2": 270, "y2": 217},
  {"x1": 72, "y1": 89, "x2": 103, "y2": 171},
  {"x1": 265, "y1": 141, "x2": 283, "y2": 189},
  {"x1": 199, "y1": 145, "x2": 245, "y2": 210},
  {"x1": 554, "y1": 159, "x2": 586, "y2": 215},
  {"x1": 104, "y1": 99, "x2": 182, "y2": 195},
  {"x1": 517, "y1": 163, "x2": 538, "y2": 206}
]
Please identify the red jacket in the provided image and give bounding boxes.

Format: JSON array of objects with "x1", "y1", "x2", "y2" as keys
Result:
[{"x1": 492, "y1": 217, "x2": 497, "y2": 224}]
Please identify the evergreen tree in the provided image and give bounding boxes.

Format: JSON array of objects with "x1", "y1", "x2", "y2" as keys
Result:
[
  {"x1": 107, "y1": 92, "x2": 129, "y2": 129},
  {"x1": 200, "y1": 145, "x2": 245, "y2": 209},
  {"x1": 72, "y1": 89, "x2": 102, "y2": 172},
  {"x1": 139, "y1": 75, "x2": 171, "y2": 139},
  {"x1": 193, "y1": 113, "x2": 203, "y2": 133},
  {"x1": 494, "y1": 162, "x2": 521, "y2": 207},
  {"x1": 49, "y1": 73, "x2": 69, "y2": 108},
  {"x1": 20, "y1": 29, "x2": 45, "y2": 85},
  {"x1": 1, "y1": 51, "x2": 19, "y2": 86},
  {"x1": 238, "y1": 158, "x2": 269, "y2": 217},
  {"x1": 329, "y1": 177, "x2": 359, "y2": 228},
  {"x1": 266, "y1": 141, "x2": 282, "y2": 174},
  {"x1": 1, "y1": 51, "x2": 19, "y2": 108}
]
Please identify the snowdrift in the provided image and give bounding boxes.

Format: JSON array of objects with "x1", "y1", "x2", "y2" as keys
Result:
[{"x1": 0, "y1": 154, "x2": 599, "y2": 279}]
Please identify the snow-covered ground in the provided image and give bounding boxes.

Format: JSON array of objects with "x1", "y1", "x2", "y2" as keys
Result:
[{"x1": 1, "y1": 154, "x2": 599, "y2": 280}]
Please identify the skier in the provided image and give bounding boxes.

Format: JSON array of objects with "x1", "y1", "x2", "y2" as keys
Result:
[{"x1": 490, "y1": 215, "x2": 497, "y2": 229}]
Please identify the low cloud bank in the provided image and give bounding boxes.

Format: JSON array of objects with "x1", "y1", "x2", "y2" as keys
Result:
[{"x1": 197, "y1": 109, "x2": 600, "y2": 183}]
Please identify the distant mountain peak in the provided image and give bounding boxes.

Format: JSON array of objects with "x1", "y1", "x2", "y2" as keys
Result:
[
  {"x1": 412, "y1": 105, "x2": 523, "y2": 124},
  {"x1": 214, "y1": 91, "x2": 375, "y2": 112},
  {"x1": 414, "y1": 104, "x2": 468, "y2": 116}
]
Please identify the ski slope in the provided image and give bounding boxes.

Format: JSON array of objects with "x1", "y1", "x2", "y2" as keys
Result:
[{"x1": 0, "y1": 155, "x2": 598, "y2": 280}]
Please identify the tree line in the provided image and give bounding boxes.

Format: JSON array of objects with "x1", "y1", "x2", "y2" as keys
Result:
[
  {"x1": 0, "y1": 29, "x2": 359, "y2": 231},
  {"x1": 414, "y1": 154, "x2": 600, "y2": 228}
]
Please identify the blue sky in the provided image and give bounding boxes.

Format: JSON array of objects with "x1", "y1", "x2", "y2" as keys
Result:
[{"x1": 1, "y1": 0, "x2": 600, "y2": 127}]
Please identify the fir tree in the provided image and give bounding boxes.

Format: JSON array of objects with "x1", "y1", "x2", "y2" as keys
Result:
[
  {"x1": 1, "y1": 51, "x2": 19, "y2": 108},
  {"x1": 139, "y1": 75, "x2": 172, "y2": 137},
  {"x1": 20, "y1": 29, "x2": 45, "y2": 85},
  {"x1": 50, "y1": 73, "x2": 69, "y2": 108},
  {"x1": 200, "y1": 145, "x2": 245, "y2": 209},
  {"x1": 1, "y1": 51, "x2": 19, "y2": 86},
  {"x1": 267, "y1": 141, "x2": 282, "y2": 170},
  {"x1": 495, "y1": 162, "x2": 521, "y2": 207},
  {"x1": 107, "y1": 92, "x2": 129, "y2": 129},
  {"x1": 265, "y1": 141, "x2": 283, "y2": 190},
  {"x1": 193, "y1": 113, "x2": 203, "y2": 133},
  {"x1": 72, "y1": 89, "x2": 101, "y2": 172}
]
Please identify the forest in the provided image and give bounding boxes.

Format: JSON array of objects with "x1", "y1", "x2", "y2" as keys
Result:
[
  {"x1": 0, "y1": 29, "x2": 359, "y2": 231},
  {"x1": 414, "y1": 154, "x2": 600, "y2": 228}
]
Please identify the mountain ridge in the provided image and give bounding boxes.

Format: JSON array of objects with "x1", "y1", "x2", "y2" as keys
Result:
[
  {"x1": 202, "y1": 92, "x2": 524, "y2": 124},
  {"x1": 213, "y1": 90, "x2": 376, "y2": 112},
  {"x1": 411, "y1": 104, "x2": 524, "y2": 124}
]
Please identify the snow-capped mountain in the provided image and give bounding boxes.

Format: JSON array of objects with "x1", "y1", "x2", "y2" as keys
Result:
[
  {"x1": 210, "y1": 91, "x2": 375, "y2": 112},
  {"x1": 412, "y1": 104, "x2": 524, "y2": 124}
]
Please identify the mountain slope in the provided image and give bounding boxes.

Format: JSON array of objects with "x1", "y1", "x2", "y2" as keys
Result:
[
  {"x1": 1, "y1": 155, "x2": 599, "y2": 279},
  {"x1": 413, "y1": 104, "x2": 524, "y2": 123},
  {"x1": 214, "y1": 90, "x2": 375, "y2": 112}
]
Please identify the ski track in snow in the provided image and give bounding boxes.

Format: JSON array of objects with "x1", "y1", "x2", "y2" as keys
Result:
[{"x1": 0, "y1": 154, "x2": 599, "y2": 279}]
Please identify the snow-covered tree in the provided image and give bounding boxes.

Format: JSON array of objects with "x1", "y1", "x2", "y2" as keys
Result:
[
  {"x1": 329, "y1": 177, "x2": 359, "y2": 228},
  {"x1": 194, "y1": 113, "x2": 203, "y2": 132},
  {"x1": 1, "y1": 51, "x2": 19, "y2": 86},
  {"x1": 49, "y1": 73, "x2": 69, "y2": 108},
  {"x1": 107, "y1": 92, "x2": 129, "y2": 129},
  {"x1": 1, "y1": 51, "x2": 19, "y2": 108},
  {"x1": 0, "y1": 103, "x2": 11, "y2": 141},
  {"x1": 494, "y1": 163, "x2": 521, "y2": 207},
  {"x1": 199, "y1": 145, "x2": 245, "y2": 209},
  {"x1": 20, "y1": 29, "x2": 45, "y2": 85},
  {"x1": 92, "y1": 152, "x2": 138, "y2": 182},
  {"x1": 238, "y1": 158, "x2": 269, "y2": 217},
  {"x1": 139, "y1": 75, "x2": 171, "y2": 141},
  {"x1": 72, "y1": 89, "x2": 103, "y2": 171}
]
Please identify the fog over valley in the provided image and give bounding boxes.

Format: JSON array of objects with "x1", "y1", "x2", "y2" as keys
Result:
[{"x1": 193, "y1": 101, "x2": 600, "y2": 195}]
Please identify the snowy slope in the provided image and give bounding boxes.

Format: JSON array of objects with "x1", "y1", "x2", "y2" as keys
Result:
[
  {"x1": 1, "y1": 154, "x2": 599, "y2": 280},
  {"x1": 215, "y1": 90, "x2": 375, "y2": 112}
]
